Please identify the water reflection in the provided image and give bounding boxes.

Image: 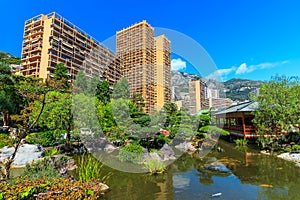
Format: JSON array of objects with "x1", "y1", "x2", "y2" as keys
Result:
[{"x1": 101, "y1": 140, "x2": 300, "y2": 200}]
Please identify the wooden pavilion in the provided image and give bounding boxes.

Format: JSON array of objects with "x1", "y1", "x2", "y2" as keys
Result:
[{"x1": 214, "y1": 101, "x2": 258, "y2": 139}]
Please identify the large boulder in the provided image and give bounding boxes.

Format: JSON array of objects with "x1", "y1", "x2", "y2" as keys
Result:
[
  {"x1": 159, "y1": 144, "x2": 176, "y2": 161},
  {"x1": 0, "y1": 144, "x2": 44, "y2": 167},
  {"x1": 175, "y1": 141, "x2": 197, "y2": 152},
  {"x1": 204, "y1": 161, "x2": 231, "y2": 174}
]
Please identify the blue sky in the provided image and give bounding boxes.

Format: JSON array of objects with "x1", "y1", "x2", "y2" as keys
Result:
[{"x1": 1, "y1": 0, "x2": 300, "y2": 81}]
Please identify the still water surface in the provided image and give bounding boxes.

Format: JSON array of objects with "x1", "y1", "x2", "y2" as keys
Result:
[{"x1": 101, "y1": 140, "x2": 300, "y2": 200}]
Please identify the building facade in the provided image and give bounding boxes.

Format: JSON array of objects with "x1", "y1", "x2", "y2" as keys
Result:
[
  {"x1": 116, "y1": 20, "x2": 171, "y2": 113},
  {"x1": 188, "y1": 80, "x2": 208, "y2": 115},
  {"x1": 20, "y1": 12, "x2": 121, "y2": 85},
  {"x1": 207, "y1": 97, "x2": 233, "y2": 109},
  {"x1": 154, "y1": 35, "x2": 171, "y2": 110}
]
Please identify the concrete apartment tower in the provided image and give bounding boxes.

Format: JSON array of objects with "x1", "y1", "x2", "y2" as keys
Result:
[
  {"x1": 20, "y1": 12, "x2": 121, "y2": 85},
  {"x1": 189, "y1": 80, "x2": 208, "y2": 115},
  {"x1": 154, "y1": 35, "x2": 172, "y2": 110},
  {"x1": 116, "y1": 21, "x2": 153, "y2": 113}
]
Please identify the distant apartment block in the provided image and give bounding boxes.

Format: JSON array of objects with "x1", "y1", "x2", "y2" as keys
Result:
[
  {"x1": 116, "y1": 20, "x2": 171, "y2": 113},
  {"x1": 20, "y1": 12, "x2": 121, "y2": 85},
  {"x1": 207, "y1": 97, "x2": 233, "y2": 109},
  {"x1": 188, "y1": 80, "x2": 209, "y2": 115},
  {"x1": 154, "y1": 35, "x2": 172, "y2": 110},
  {"x1": 207, "y1": 88, "x2": 219, "y2": 98}
]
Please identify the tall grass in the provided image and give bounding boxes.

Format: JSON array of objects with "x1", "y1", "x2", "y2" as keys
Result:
[
  {"x1": 144, "y1": 158, "x2": 166, "y2": 174},
  {"x1": 77, "y1": 154, "x2": 111, "y2": 183}
]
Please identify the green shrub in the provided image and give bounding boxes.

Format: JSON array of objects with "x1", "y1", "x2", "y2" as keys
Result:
[
  {"x1": 199, "y1": 125, "x2": 230, "y2": 136},
  {"x1": 26, "y1": 131, "x2": 57, "y2": 147},
  {"x1": 44, "y1": 147, "x2": 61, "y2": 157},
  {"x1": 292, "y1": 144, "x2": 300, "y2": 151},
  {"x1": 284, "y1": 147, "x2": 292, "y2": 152},
  {"x1": 0, "y1": 178, "x2": 108, "y2": 199},
  {"x1": 77, "y1": 154, "x2": 111, "y2": 183},
  {"x1": 0, "y1": 134, "x2": 14, "y2": 148},
  {"x1": 21, "y1": 158, "x2": 62, "y2": 181},
  {"x1": 235, "y1": 139, "x2": 248, "y2": 147},
  {"x1": 144, "y1": 158, "x2": 166, "y2": 174},
  {"x1": 119, "y1": 144, "x2": 144, "y2": 163}
]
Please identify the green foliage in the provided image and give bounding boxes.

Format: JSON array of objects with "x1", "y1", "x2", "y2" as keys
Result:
[
  {"x1": 44, "y1": 147, "x2": 61, "y2": 157},
  {"x1": 26, "y1": 131, "x2": 57, "y2": 147},
  {"x1": 292, "y1": 144, "x2": 300, "y2": 151},
  {"x1": 251, "y1": 75, "x2": 300, "y2": 135},
  {"x1": 0, "y1": 177, "x2": 108, "y2": 199},
  {"x1": 235, "y1": 139, "x2": 248, "y2": 147},
  {"x1": 110, "y1": 98, "x2": 133, "y2": 133},
  {"x1": 131, "y1": 93, "x2": 145, "y2": 111},
  {"x1": 285, "y1": 132, "x2": 300, "y2": 144},
  {"x1": 54, "y1": 63, "x2": 68, "y2": 81},
  {"x1": 131, "y1": 112, "x2": 151, "y2": 127},
  {"x1": 119, "y1": 144, "x2": 144, "y2": 163},
  {"x1": 144, "y1": 158, "x2": 166, "y2": 174},
  {"x1": 73, "y1": 93, "x2": 99, "y2": 129},
  {"x1": 0, "y1": 134, "x2": 14, "y2": 148},
  {"x1": 73, "y1": 70, "x2": 88, "y2": 93},
  {"x1": 199, "y1": 125, "x2": 230, "y2": 136},
  {"x1": 96, "y1": 102, "x2": 116, "y2": 134},
  {"x1": 22, "y1": 157, "x2": 63, "y2": 181},
  {"x1": 0, "y1": 51, "x2": 21, "y2": 65},
  {"x1": 112, "y1": 77, "x2": 130, "y2": 99},
  {"x1": 33, "y1": 91, "x2": 72, "y2": 131},
  {"x1": 96, "y1": 80, "x2": 111, "y2": 105},
  {"x1": 77, "y1": 154, "x2": 111, "y2": 183}
]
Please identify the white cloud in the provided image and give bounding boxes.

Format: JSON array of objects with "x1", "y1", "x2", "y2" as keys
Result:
[
  {"x1": 236, "y1": 63, "x2": 252, "y2": 74},
  {"x1": 235, "y1": 61, "x2": 288, "y2": 75},
  {"x1": 171, "y1": 58, "x2": 186, "y2": 71},
  {"x1": 205, "y1": 66, "x2": 236, "y2": 80}
]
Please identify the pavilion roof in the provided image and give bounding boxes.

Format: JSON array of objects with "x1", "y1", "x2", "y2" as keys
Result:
[{"x1": 214, "y1": 101, "x2": 258, "y2": 115}]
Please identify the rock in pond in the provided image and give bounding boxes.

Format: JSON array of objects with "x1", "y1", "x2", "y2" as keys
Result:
[
  {"x1": 0, "y1": 144, "x2": 44, "y2": 167},
  {"x1": 175, "y1": 141, "x2": 197, "y2": 152},
  {"x1": 204, "y1": 161, "x2": 231, "y2": 174}
]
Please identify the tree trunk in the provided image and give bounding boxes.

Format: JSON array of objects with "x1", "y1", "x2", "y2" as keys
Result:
[{"x1": 2, "y1": 111, "x2": 9, "y2": 126}]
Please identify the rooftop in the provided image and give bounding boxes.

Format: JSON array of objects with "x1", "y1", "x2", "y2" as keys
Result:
[{"x1": 214, "y1": 101, "x2": 258, "y2": 115}]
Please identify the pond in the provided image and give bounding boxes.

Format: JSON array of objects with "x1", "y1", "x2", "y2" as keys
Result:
[{"x1": 96, "y1": 140, "x2": 300, "y2": 200}]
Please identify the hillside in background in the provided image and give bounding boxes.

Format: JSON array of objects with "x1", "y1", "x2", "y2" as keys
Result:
[
  {"x1": 0, "y1": 51, "x2": 21, "y2": 65},
  {"x1": 171, "y1": 71, "x2": 264, "y2": 102}
]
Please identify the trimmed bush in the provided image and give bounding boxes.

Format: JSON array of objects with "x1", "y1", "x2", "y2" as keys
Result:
[{"x1": 119, "y1": 144, "x2": 144, "y2": 163}]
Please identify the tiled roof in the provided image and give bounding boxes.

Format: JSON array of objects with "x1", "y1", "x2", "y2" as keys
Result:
[{"x1": 214, "y1": 101, "x2": 258, "y2": 115}]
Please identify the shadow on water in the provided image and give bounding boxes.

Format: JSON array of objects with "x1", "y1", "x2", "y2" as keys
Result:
[{"x1": 74, "y1": 140, "x2": 300, "y2": 200}]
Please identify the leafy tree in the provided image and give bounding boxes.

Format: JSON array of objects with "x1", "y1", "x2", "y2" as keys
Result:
[
  {"x1": 54, "y1": 63, "x2": 68, "y2": 81},
  {"x1": 86, "y1": 76, "x2": 99, "y2": 95},
  {"x1": 1, "y1": 76, "x2": 68, "y2": 180},
  {"x1": 72, "y1": 93, "x2": 99, "y2": 130},
  {"x1": 73, "y1": 71, "x2": 88, "y2": 94},
  {"x1": 131, "y1": 93, "x2": 145, "y2": 112},
  {"x1": 251, "y1": 76, "x2": 300, "y2": 135},
  {"x1": 33, "y1": 91, "x2": 73, "y2": 139},
  {"x1": 111, "y1": 78, "x2": 130, "y2": 99},
  {"x1": 0, "y1": 62, "x2": 24, "y2": 126},
  {"x1": 96, "y1": 102, "x2": 116, "y2": 134},
  {"x1": 95, "y1": 80, "x2": 111, "y2": 105},
  {"x1": 110, "y1": 98, "x2": 133, "y2": 134}
]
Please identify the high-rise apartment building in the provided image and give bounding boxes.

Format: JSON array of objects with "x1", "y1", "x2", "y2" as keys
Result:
[
  {"x1": 154, "y1": 35, "x2": 172, "y2": 110},
  {"x1": 189, "y1": 80, "x2": 208, "y2": 115},
  {"x1": 116, "y1": 20, "x2": 171, "y2": 113},
  {"x1": 20, "y1": 12, "x2": 121, "y2": 85}
]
